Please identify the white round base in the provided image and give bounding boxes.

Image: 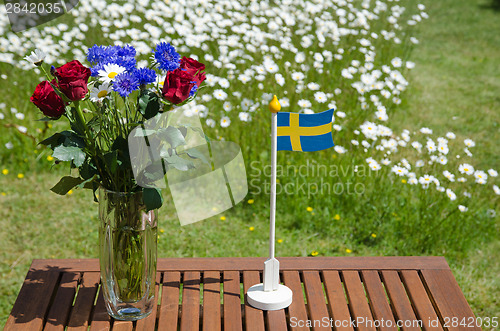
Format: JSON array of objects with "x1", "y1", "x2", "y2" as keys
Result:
[{"x1": 246, "y1": 284, "x2": 293, "y2": 311}]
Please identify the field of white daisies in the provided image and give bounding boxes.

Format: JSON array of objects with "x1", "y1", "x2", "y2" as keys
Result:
[{"x1": 0, "y1": 0, "x2": 499, "y2": 324}]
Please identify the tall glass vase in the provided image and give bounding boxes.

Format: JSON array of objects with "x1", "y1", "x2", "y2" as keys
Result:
[{"x1": 98, "y1": 187, "x2": 158, "y2": 321}]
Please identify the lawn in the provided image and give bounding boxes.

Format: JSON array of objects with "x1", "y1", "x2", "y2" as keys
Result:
[{"x1": 0, "y1": 0, "x2": 499, "y2": 327}]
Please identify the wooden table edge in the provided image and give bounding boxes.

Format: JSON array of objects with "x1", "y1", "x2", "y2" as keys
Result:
[{"x1": 29, "y1": 256, "x2": 451, "y2": 272}]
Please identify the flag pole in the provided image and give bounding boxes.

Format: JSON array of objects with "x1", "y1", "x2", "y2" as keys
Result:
[{"x1": 246, "y1": 95, "x2": 293, "y2": 310}]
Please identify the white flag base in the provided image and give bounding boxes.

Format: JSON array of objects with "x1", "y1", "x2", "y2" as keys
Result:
[{"x1": 246, "y1": 284, "x2": 293, "y2": 311}]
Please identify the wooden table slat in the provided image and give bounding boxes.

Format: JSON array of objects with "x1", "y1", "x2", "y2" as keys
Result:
[
  {"x1": 421, "y1": 269, "x2": 481, "y2": 331},
  {"x1": 43, "y1": 272, "x2": 80, "y2": 331},
  {"x1": 202, "y1": 271, "x2": 221, "y2": 331},
  {"x1": 302, "y1": 271, "x2": 332, "y2": 331},
  {"x1": 361, "y1": 270, "x2": 397, "y2": 331},
  {"x1": 282, "y1": 271, "x2": 310, "y2": 331},
  {"x1": 111, "y1": 320, "x2": 133, "y2": 331},
  {"x1": 88, "y1": 287, "x2": 111, "y2": 331},
  {"x1": 242, "y1": 271, "x2": 265, "y2": 331},
  {"x1": 342, "y1": 271, "x2": 376, "y2": 331},
  {"x1": 157, "y1": 271, "x2": 181, "y2": 331},
  {"x1": 4, "y1": 269, "x2": 60, "y2": 331},
  {"x1": 66, "y1": 272, "x2": 100, "y2": 331},
  {"x1": 223, "y1": 271, "x2": 243, "y2": 331},
  {"x1": 322, "y1": 270, "x2": 354, "y2": 331},
  {"x1": 135, "y1": 273, "x2": 161, "y2": 330},
  {"x1": 380, "y1": 271, "x2": 420, "y2": 331},
  {"x1": 5, "y1": 257, "x2": 479, "y2": 331},
  {"x1": 400, "y1": 270, "x2": 444, "y2": 331},
  {"x1": 180, "y1": 271, "x2": 201, "y2": 331}
]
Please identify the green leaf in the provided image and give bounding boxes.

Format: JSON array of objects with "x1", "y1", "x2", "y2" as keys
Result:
[
  {"x1": 138, "y1": 90, "x2": 161, "y2": 120},
  {"x1": 103, "y1": 151, "x2": 118, "y2": 173},
  {"x1": 143, "y1": 187, "x2": 163, "y2": 211},
  {"x1": 53, "y1": 145, "x2": 86, "y2": 167},
  {"x1": 80, "y1": 159, "x2": 98, "y2": 180},
  {"x1": 162, "y1": 126, "x2": 185, "y2": 149},
  {"x1": 112, "y1": 136, "x2": 131, "y2": 167},
  {"x1": 186, "y1": 147, "x2": 210, "y2": 164},
  {"x1": 50, "y1": 176, "x2": 84, "y2": 195},
  {"x1": 163, "y1": 154, "x2": 194, "y2": 171},
  {"x1": 39, "y1": 132, "x2": 63, "y2": 149}
]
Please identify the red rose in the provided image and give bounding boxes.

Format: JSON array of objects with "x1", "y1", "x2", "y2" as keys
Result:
[
  {"x1": 30, "y1": 80, "x2": 66, "y2": 118},
  {"x1": 179, "y1": 56, "x2": 206, "y2": 87},
  {"x1": 55, "y1": 60, "x2": 91, "y2": 101},
  {"x1": 162, "y1": 69, "x2": 197, "y2": 104}
]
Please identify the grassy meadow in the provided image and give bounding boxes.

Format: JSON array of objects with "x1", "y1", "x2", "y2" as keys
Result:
[{"x1": 0, "y1": 0, "x2": 499, "y2": 327}]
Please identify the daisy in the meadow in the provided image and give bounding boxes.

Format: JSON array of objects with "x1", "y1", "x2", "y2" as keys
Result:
[{"x1": 90, "y1": 83, "x2": 112, "y2": 102}]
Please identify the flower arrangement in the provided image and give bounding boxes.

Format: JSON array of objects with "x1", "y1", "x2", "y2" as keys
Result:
[{"x1": 27, "y1": 42, "x2": 206, "y2": 210}]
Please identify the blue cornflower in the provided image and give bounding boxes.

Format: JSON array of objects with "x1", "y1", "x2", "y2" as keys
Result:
[
  {"x1": 87, "y1": 45, "x2": 106, "y2": 64},
  {"x1": 189, "y1": 84, "x2": 198, "y2": 97},
  {"x1": 117, "y1": 44, "x2": 136, "y2": 58},
  {"x1": 87, "y1": 45, "x2": 137, "y2": 75},
  {"x1": 112, "y1": 72, "x2": 139, "y2": 97},
  {"x1": 133, "y1": 68, "x2": 157, "y2": 86},
  {"x1": 153, "y1": 42, "x2": 180, "y2": 71}
]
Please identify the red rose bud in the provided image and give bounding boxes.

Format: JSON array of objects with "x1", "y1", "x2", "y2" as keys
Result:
[
  {"x1": 162, "y1": 69, "x2": 196, "y2": 104},
  {"x1": 180, "y1": 56, "x2": 206, "y2": 87},
  {"x1": 55, "y1": 60, "x2": 91, "y2": 101},
  {"x1": 30, "y1": 80, "x2": 66, "y2": 118}
]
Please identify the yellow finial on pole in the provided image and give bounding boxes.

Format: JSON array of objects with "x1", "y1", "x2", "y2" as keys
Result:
[{"x1": 269, "y1": 95, "x2": 281, "y2": 113}]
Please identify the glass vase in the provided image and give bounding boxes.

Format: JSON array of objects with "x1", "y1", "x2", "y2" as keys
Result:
[{"x1": 98, "y1": 187, "x2": 158, "y2": 321}]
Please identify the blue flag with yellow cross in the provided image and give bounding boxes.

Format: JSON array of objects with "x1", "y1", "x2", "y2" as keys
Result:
[{"x1": 276, "y1": 108, "x2": 335, "y2": 152}]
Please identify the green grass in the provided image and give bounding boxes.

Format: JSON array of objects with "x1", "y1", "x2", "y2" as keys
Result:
[{"x1": 1, "y1": 0, "x2": 499, "y2": 327}]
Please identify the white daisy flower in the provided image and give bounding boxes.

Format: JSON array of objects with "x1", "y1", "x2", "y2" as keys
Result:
[
  {"x1": 298, "y1": 99, "x2": 312, "y2": 108},
  {"x1": 474, "y1": 170, "x2": 487, "y2": 184},
  {"x1": 5, "y1": 141, "x2": 14, "y2": 149},
  {"x1": 205, "y1": 119, "x2": 215, "y2": 128},
  {"x1": 275, "y1": 73, "x2": 285, "y2": 86},
  {"x1": 458, "y1": 163, "x2": 474, "y2": 175},
  {"x1": 415, "y1": 160, "x2": 425, "y2": 167},
  {"x1": 18, "y1": 126, "x2": 27, "y2": 133},
  {"x1": 392, "y1": 166, "x2": 408, "y2": 176},
  {"x1": 464, "y1": 138, "x2": 475, "y2": 148},
  {"x1": 391, "y1": 57, "x2": 402, "y2": 67},
  {"x1": 98, "y1": 64, "x2": 126, "y2": 83},
  {"x1": 443, "y1": 171, "x2": 455, "y2": 182},
  {"x1": 223, "y1": 101, "x2": 232, "y2": 112},
  {"x1": 445, "y1": 132, "x2": 456, "y2": 139},
  {"x1": 15, "y1": 113, "x2": 24, "y2": 120},
  {"x1": 218, "y1": 78, "x2": 230, "y2": 88},
  {"x1": 457, "y1": 177, "x2": 467, "y2": 183},
  {"x1": 334, "y1": 145, "x2": 346, "y2": 154},
  {"x1": 239, "y1": 112, "x2": 251, "y2": 122},
  {"x1": 420, "y1": 127, "x2": 433, "y2": 134},
  {"x1": 307, "y1": 82, "x2": 320, "y2": 90},
  {"x1": 487, "y1": 169, "x2": 498, "y2": 177},
  {"x1": 438, "y1": 156, "x2": 448, "y2": 165},
  {"x1": 426, "y1": 139, "x2": 436, "y2": 153},
  {"x1": 213, "y1": 89, "x2": 228, "y2": 100},
  {"x1": 446, "y1": 189, "x2": 456, "y2": 201},
  {"x1": 314, "y1": 92, "x2": 328, "y2": 103},
  {"x1": 336, "y1": 111, "x2": 346, "y2": 118},
  {"x1": 370, "y1": 163, "x2": 381, "y2": 171},
  {"x1": 291, "y1": 72, "x2": 305, "y2": 81},
  {"x1": 241, "y1": 99, "x2": 252, "y2": 111},
  {"x1": 24, "y1": 49, "x2": 47, "y2": 66},
  {"x1": 220, "y1": 116, "x2": 231, "y2": 128},
  {"x1": 493, "y1": 185, "x2": 500, "y2": 195},
  {"x1": 90, "y1": 83, "x2": 112, "y2": 102},
  {"x1": 458, "y1": 205, "x2": 468, "y2": 212},
  {"x1": 408, "y1": 177, "x2": 418, "y2": 185}
]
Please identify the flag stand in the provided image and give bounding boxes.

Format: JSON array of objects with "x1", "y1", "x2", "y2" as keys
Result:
[{"x1": 246, "y1": 96, "x2": 293, "y2": 311}]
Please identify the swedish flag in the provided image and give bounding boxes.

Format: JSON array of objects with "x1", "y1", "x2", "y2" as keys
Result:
[{"x1": 277, "y1": 109, "x2": 335, "y2": 152}]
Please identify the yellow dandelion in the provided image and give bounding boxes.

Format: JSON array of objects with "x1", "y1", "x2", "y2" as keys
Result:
[
  {"x1": 333, "y1": 214, "x2": 341, "y2": 221},
  {"x1": 47, "y1": 155, "x2": 54, "y2": 162},
  {"x1": 277, "y1": 239, "x2": 283, "y2": 244},
  {"x1": 1, "y1": 192, "x2": 6, "y2": 196},
  {"x1": 48, "y1": 124, "x2": 53, "y2": 128},
  {"x1": 160, "y1": 229, "x2": 165, "y2": 233},
  {"x1": 17, "y1": 173, "x2": 24, "y2": 179},
  {"x1": 247, "y1": 199, "x2": 254, "y2": 204},
  {"x1": 249, "y1": 226, "x2": 255, "y2": 231},
  {"x1": 34, "y1": 150, "x2": 39, "y2": 154},
  {"x1": 276, "y1": 179, "x2": 280, "y2": 184},
  {"x1": 345, "y1": 248, "x2": 352, "y2": 253},
  {"x1": 311, "y1": 250, "x2": 319, "y2": 256},
  {"x1": 401, "y1": 179, "x2": 407, "y2": 184},
  {"x1": 2, "y1": 169, "x2": 8, "y2": 175},
  {"x1": 371, "y1": 233, "x2": 377, "y2": 238},
  {"x1": 67, "y1": 190, "x2": 73, "y2": 195},
  {"x1": 220, "y1": 216, "x2": 226, "y2": 221},
  {"x1": 306, "y1": 207, "x2": 313, "y2": 212}
]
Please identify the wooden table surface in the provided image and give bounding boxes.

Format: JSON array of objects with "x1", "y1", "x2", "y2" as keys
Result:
[{"x1": 4, "y1": 257, "x2": 481, "y2": 331}]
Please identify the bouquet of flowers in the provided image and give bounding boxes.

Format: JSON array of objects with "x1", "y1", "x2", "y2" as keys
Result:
[
  {"x1": 27, "y1": 42, "x2": 206, "y2": 210},
  {"x1": 26, "y1": 42, "x2": 207, "y2": 320}
]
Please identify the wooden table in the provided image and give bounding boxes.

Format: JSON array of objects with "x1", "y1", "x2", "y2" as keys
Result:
[{"x1": 5, "y1": 257, "x2": 481, "y2": 331}]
